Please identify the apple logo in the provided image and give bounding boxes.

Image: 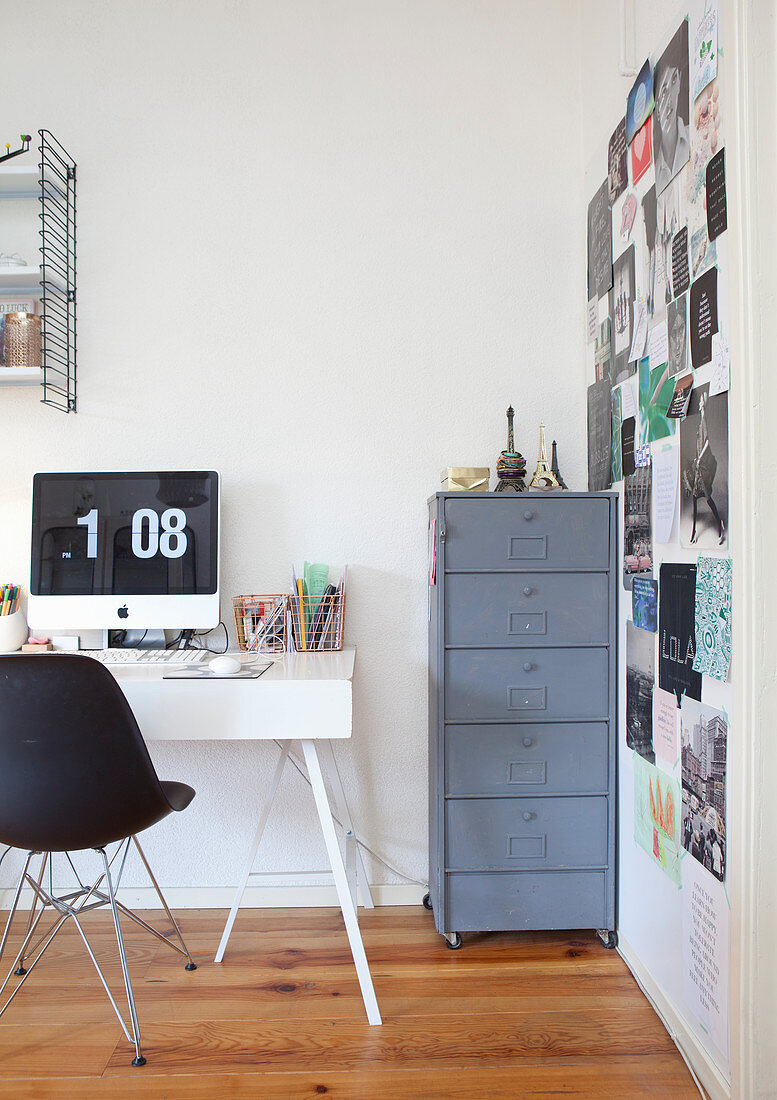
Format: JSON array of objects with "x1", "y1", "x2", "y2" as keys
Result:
[{"x1": 117, "y1": 605, "x2": 129, "y2": 619}]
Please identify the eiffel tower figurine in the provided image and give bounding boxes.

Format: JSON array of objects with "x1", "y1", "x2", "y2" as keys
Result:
[
  {"x1": 494, "y1": 405, "x2": 527, "y2": 492},
  {"x1": 550, "y1": 439, "x2": 568, "y2": 490},
  {"x1": 528, "y1": 421, "x2": 561, "y2": 490}
]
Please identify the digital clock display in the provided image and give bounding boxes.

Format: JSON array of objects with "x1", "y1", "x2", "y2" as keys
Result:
[{"x1": 30, "y1": 472, "x2": 219, "y2": 597}]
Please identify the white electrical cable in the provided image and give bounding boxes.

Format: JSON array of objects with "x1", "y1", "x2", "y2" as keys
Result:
[{"x1": 276, "y1": 741, "x2": 426, "y2": 887}]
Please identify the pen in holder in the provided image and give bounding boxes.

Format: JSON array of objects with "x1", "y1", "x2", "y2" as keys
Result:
[{"x1": 0, "y1": 609, "x2": 28, "y2": 653}]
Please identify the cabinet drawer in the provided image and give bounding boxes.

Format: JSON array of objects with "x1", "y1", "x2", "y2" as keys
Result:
[
  {"x1": 444, "y1": 572, "x2": 609, "y2": 646},
  {"x1": 444, "y1": 648, "x2": 609, "y2": 721},
  {"x1": 445, "y1": 723, "x2": 608, "y2": 795},
  {"x1": 446, "y1": 871, "x2": 607, "y2": 931},
  {"x1": 443, "y1": 497, "x2": 610, "y2": 572},
  {"x1": 446, "y1": 796, "x2": 608, "y2": 870}
]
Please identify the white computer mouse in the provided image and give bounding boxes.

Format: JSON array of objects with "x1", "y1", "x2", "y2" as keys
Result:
[{"x1": 208, "y1": 654, "x2": 242, "y2": 676}]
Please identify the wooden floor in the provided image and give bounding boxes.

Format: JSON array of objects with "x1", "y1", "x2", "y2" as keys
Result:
[{"x1": 0, "y1": 905, "x2": 698, "y2": 1098}]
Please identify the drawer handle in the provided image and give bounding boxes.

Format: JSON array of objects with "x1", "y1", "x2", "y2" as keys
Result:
[
  {"x1": 522, "y1": 811, "x2": 535, "y2": 822},
  {"x1": 522, "y1": 737, "x2": 534, "y2": 748},
  {"x1": 523, "y1": 661, "x2": 533, "y2": 672},
  {"x1": 523, "y1": 510, "x2": 534, "y2": 521},
  {"x1": 523, "y1": 586, "x2": 533, "y2": 596}
]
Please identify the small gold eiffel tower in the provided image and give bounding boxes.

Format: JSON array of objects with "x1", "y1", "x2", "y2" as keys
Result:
[{"x1": 528, "y1": 421, "x2": 561, "y2": 490}]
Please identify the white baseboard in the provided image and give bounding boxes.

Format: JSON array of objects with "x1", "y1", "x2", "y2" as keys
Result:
[
  {"x1": 618, "y1": 934, "x2": 730, "y2": 1100},
  {"x1": 0, "y1": 882, "x2": 425, "y2": 911}
]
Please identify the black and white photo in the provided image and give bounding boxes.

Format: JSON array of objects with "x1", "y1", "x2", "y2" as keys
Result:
[
  {"x1": 641, "y1": 185, "x2": 668, "y2": 324},
  {"x1": 623, "y1": 464, "x2": 652, "y2": 591},
  {"x1": 627, "y1": 620, "x2": 655, "y2": 763},
  {"x1": 681, "y1": 698, "x2": 727, "y2": 882},
  {"x1": 667, "y1": 294, "x2": 688, "y2": 377},
  {"x1": 653, "y1": 20, "x2": 690, "y2": 195},
  {"x1": 612, "y1": 245, "x2": 635, "y2": 359},
  {"x1": 587, "y1": 180, "x2": 613, "y2": 301},
  {"x1": 587, "y1": 379, "x2": 612, "y2": 491},
  {"x1": 680, "y1": 384, "x2": 728, "y2": 547}
]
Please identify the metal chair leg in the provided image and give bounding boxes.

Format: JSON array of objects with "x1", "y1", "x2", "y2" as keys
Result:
[
  {"x1": 99, "y1": 848, "x2": 146, "y2": 1067},
  {"x1": 131, "y1": 836, "x2": 196, "y2": 970},
  {"x1": 0, "y1": 853, "x2": 34, "y2": 972},
  {"x1": 14, "y1": 853, "x2": 49, "y2": 975}
]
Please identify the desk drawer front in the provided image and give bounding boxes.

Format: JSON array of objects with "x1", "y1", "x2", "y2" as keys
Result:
[
  {"x1": 446, "y1": 796, "x2": 607, "y2": 871},
  {"x1": 445, "y1": 723, "x2": 609, "y2": 796},
  {"x1": 443, "y1": 498, "x2": 611, "y2": 571},
  {"x1": 444, "y1": 649, "x2": 609, "y2": 721},
  {"x1": 446, "y1": 871, "x2": 607, "y2": 931},
  {"x1": 444, "y1": 573, "x2": 609, "y2": 646}
]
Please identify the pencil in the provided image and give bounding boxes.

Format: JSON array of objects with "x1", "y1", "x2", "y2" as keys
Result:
[{"x1": 297, "y1": 578, "x2": 307, "y2": 649}]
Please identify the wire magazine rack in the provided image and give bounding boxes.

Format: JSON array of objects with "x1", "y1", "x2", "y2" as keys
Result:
[{"x1": 38, "y1": 130, "x2": 77, "y2": 412}]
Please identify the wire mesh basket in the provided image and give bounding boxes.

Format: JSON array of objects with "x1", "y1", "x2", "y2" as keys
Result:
[
  {"x1": 289, "y1": 590, "x2": 345, "y2": 652},
  {"x1": 233, "y1": 595, "x2": 287, "y2": 654}
]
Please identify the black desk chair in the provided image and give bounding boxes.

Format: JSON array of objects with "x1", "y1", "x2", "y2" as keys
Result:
[{"x1": 0, "y1": 654, "x2": 197, "y2": 1066}]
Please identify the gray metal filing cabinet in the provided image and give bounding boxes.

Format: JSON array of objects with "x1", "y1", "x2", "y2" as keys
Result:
[{"x1": 426, "y1": 492, "x2": 618, "y2": 949}]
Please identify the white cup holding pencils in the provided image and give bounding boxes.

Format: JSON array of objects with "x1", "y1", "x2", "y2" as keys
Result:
[{"x1": 0, "y1": 609, "x2": 27, "y2": 653}]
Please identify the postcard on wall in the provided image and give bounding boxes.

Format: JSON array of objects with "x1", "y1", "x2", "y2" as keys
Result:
[
  {"x1": 689, "y1": 266, "x2": 719, "y2": 369},
  {"x1": 666, "y1": 372, "x2": 694, "y2": 419},
  {"x1": 631, "y1": 116, "x2": 653, "y2": 186},
  {"x1": 686, "y1": 76, "x2": 723, "y2": 280},
  {"x1": 680, "y1": 385, "x2": 728, "y2": 548},
  {"x1": 635, "y1": 443, "x2": 651, "y2": 468},
  {"x1": 626, "y1": 620, "x2": 655, "y2": 762},
  {"x1": 612, "y1": 246, "x2": 636, "y2": 359},
  {"x1": 622, "y1": 416, "x2": 636, "y2": 477},
  {"x1": 682, "y1": 856, "x2": 729, "y2": 1059},
  {"x1": 626, "y1": 59, "x2": 654, "y2": 143},
  {"x1": 653, "y1": 441, "x2": 680, "y2": 544},
  {"x1": 653, "y1": 20, "x2": 690, "y2": 196},
  {"x1": 709, "y1": 330, "x2": 729, "y2": 396},
  {"x1": 693, "y1": 556, "x2": 732, "y2": 681},
  {"x1": 628, "y1": 295, "x2": 648, "y2": 363},
  {"x1": 658, "y1": 178, "x2": 684, "y2": 299},
  {"x1": 648, "y1": 321, "x2": 669, "y2": 368},
  {"x1": 691, "y1": 0, "x2": 718, "y2": 101},
  {"x1": 672, "y1": 226, "x2": 691, "y2": 296},
  {"x1": 587, "y1": 181, "x2": 613, "y2": 301},
  {"x1": 633, "y1": 578, "x2": 658, "y2": 632},
  {"x1": 706, "y1": 148, "x2": 727, "y2": 241},
  {"x1": 623, "y1": 464, "x2": 652, "y2": 592},
  {"x1": 618, "y1": 191, "x2": 638, "y2": 244},
  {"x1": 608, "y1": 118, "x2": 628, "y2": 204},
  {"x1": 611, "y1": 387, "x2": 623, "y2": 483},
  {"x1": 681, "y1": 697, "x2": 728, "y2": 882},
  {"x1": 638, "y1": 356, "x2": 675, "y2": 445},
  {"x1": 659, "y1": 562, "x2": 702, "y2": 704},
  {"x1": 594, "y1": 316, "x2": 613, "y2": 385},
  {"x1": 587, "y1": 379, "x2": 613, "y2": 492},
  {"x1": 653, "y1": 686, "x2": 679, "y2": 765},
  {"x1": 667, "y1": 294, "x2": 688, "y2": 377},
  {"x1": 641, "y1": 186, "x2": 669, "y2": 327},
  {"x1": 587, "y1": 298, "x2": 599, "y2": 344},
  {"x1": 633, "y1": 752, "x2": 681, "y2": 885}
]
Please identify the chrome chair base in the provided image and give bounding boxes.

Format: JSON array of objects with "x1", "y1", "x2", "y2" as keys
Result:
[{"x1": 0, "y1": 837, "x2": 196, "y2": 1066}]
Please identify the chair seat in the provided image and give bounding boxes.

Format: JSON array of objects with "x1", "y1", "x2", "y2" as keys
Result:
[{"x1": 161, "y1": 781, "x2": 196, "y2": 813}]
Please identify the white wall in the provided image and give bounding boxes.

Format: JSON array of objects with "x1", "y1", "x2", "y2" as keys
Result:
[{"x1": 0, "y1": 1, "x2": 587, "y2": 893}]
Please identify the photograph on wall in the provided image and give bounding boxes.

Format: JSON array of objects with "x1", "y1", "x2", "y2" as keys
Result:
[
  {"x1": 653, "y1": 20, "x2": 690, "y2": 195},
  {"x1": 680, "y1": 384, "x2": 728, "y2": 547},
  {"x1": 623, "y1": 464, "x2": 652, "y2": 591},
  {"x1": 631, "y1": 116, "x2": 653, "y2": 185},
  {"x1": 693, "y1": 555, "x2": 732, "y2": 682},
  {"x1": 666, "y1": 371, "x2": 694, "y2": 419},
  {"x1": 659, "y1": 562, "x2": 702, "y2": 704},
  {"x1": 686, "y1": 76, "x2": 723, "y2": 279},
  {"x1": 667, "y1": 294, "x2": 688, "y2": 376},
  {"x1": 626, "y1": 58, "x2": 654, "y2": 143},
  {"x1": 638, "y1": 356, "x2": 675, "y2": 445},
  {"x1": 634, "y1": 752, "x2": 681, "y2": 885},
  {"x1": 587, "y1": 379, "x2": 612, "y2": 491},
  {"x1": 611, "y1": 386, "x2": 623, "y2": 483},
  {"x1": 658, "y1": 179, "x2": 683, "y2": 303},
  {"x1": 641, "y1": 186, "x2": 669, "y2": 326},
  {"x1": 608, "y1": 118, "x2": 628, "y2": 203},
  {"x1": 612, "y1": 246, "x2": 635, "y2": 359},
  {"x1": 681, "y1": 696, "x2": 727, "y2": 882},
  {"x1": 587, "y1": 181, "x2": 613, "y2": 301},
  {"x1": 594, "y1": 316, "x2": 613, "y2": 386},
  {"x1": 626, "y1": 620, "x2": 655, "y2": 763},
  {"x1": 633, "y1": 577, "x2": 658, "y2": 632}
]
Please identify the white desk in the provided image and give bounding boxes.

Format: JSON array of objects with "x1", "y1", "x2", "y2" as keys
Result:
[{"x1": 109, "y1": 647, "x2": 381, "y2": 1026}]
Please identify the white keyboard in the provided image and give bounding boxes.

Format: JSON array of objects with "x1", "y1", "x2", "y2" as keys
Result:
[{"x1": 83, "y1": 648, "x2": 211, "y2": 664}]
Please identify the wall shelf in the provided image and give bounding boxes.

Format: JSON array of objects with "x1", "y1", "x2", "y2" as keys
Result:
[
  {"x1": 0, "y1": 266, "x2": 42, "y2": 292},
  {"x1": 0, "y1": 166, "x2": 38, "y2": 199}
]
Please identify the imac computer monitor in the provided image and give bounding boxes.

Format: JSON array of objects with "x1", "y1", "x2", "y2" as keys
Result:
[{"x1": 29, "y1": 471, "x2": 220, "y2": 630}]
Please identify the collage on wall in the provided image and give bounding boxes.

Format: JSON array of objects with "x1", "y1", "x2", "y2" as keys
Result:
[{"x1": 585, "y1": 0, "x2": 730, "y2": 1062}]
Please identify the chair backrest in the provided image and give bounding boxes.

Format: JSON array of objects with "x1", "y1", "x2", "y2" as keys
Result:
[{"x1": 0, "y1": 655, "x2": 172, "y2": 852}]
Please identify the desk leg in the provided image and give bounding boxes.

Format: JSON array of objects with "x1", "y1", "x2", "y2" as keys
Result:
[
  {"x1": 301, "y1": 739, "x2": 382, "y2": 1026},
  {"x1": 319, "y1": 741, "x2": 375, "y2": 910},
  {"x1": 214, "y1": 742, "x2": 290, "y2": 964}
]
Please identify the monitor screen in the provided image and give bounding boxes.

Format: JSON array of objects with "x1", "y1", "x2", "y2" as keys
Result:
[{"x1": 29, "y1": 471, "x2": 220, "y2": 630}]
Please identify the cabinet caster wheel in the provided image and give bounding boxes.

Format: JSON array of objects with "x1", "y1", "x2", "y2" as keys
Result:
[
  {"x1": 422, "y1": 892, "x2": 433, "y2": 911},
  {"x1": 444, "y1": 932, "x2": 462, "y2": 949},
  {"x1": 597, "y1": 929, "x2": 618, "y2": 949}
]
